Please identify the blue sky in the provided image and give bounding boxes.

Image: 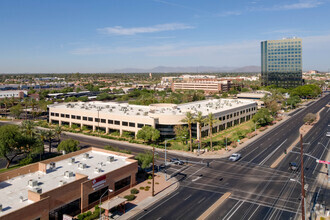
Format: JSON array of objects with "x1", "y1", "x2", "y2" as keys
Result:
[{"x1": 0, "y1": 0, "x2": 330, "y2": 73}]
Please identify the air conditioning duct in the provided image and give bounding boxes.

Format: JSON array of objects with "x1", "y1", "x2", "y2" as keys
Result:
[
  {"x1": 28, "y1": 179, "x2": 38, "y2": 188},
  {"x1": 107, "y1": 156, "x2": 114, "y2": 163},
  {"x1": 78, "y1": 163, "x2": 86, "y2": 169}
]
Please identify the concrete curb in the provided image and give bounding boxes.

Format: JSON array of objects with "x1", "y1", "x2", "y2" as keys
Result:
[{"x1": 118, "y1": 176, "x2": 180, "y2": 220}]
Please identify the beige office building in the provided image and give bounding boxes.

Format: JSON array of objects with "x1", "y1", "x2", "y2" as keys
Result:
[{"x1": 48, "y1": 99, "x2": 257, "y2": 139}]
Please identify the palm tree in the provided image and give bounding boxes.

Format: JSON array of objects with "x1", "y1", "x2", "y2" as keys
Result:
[
  {"x1": 193, "y1": 111, "x2": 205, "y2": 149},
  {"x1": 31, "y1": 99, "x2": 38, "y2": 119},
  {"x1": 54, "y1": 125, "x2": 62, "y2": 143},
  {"x1": 21, "y1": 120, "x2": 36, "y2": 137},
  {"x1": 181, "y1": 112, "x2": 194, "y2": 152},
  {"x1": 23, "y1": 98, "x2": 30, "y2": 120},
  {"x1": 204, "y1": 113, "x2": 220, "y2": 151},
  {"x1": 45, "y1": 130, "x2": 56, "y2": 153},
  {"x1": 38, "y1": 129, "x2": 48, "y2": 155},
  {"x1": 3, "y1": 97, "x2": 9, "y2": 116}
]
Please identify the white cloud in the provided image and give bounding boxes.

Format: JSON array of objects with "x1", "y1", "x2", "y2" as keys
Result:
[
  {"x1": 216, "y1": 11, "x2": 242, "y2": 17},
  {"x1": 249, "y1": 0, "x2": 323, "y2": 11},
  {"x1": 98, "y1": 23, "x2": 194, "y2": 36},
  {"x1": 275, "y1": 0, "x2": 322, "y2": 10}
]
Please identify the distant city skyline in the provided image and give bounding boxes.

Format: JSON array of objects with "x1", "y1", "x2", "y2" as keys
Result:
[{"x1": 0, "y1": 0, "x2": 330, "y2": 73}]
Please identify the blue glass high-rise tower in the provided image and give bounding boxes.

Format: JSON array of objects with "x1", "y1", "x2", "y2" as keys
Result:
[{"x1": 261, "y1": 38, "x2": 302, "y2": 88}]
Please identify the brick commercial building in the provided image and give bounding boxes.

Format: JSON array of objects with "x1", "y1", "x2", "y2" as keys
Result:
[{"x1": 0, "y1": 147, "x2": 138, "y2": 220}]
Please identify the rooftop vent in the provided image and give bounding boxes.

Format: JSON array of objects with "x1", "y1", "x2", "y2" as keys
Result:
[
  {"x1": 49, "y1": 162, "x2": 56, "y2": 169},
  {"x1": 64, "y1": 171, "x2": 74, "y2": 178},
  {"x1": 0, "y1": 204, "x2": 2, "y2": 212},
  {"x1": 19, "y1": 196, "x2": 24, "y2": 202},
  {"x1": 107, "y1": 156, "x2": 114, "y2": 163},
  {"x1": 68, "y1": 157, "x2": 75, "y2": 164},
  {"x1": 59, "y1": 180, "x2": 67, "y2": 186},
  {"x1": 78, "y1": 163, "x2": 87, "y2": 169},
  {"x1": 33, "y1": 188, "x2": 42, "y2": 194},
  {"x1": 28, "y1": 179, "x2": 38, "y2": 188},
  {"x1": 83, "y1": 153, "x2": 89, "y2": 159},
  {"x1": 94, "y1": 167, "x2": 102, "y2": 173}
]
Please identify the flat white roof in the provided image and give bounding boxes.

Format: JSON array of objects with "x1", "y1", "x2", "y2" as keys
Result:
[
  {"x1": 49, "y1": 99, "x2": 256, "y2": 118},
  {"x1": 0, "y1": 150, "x2": 131, "y2": 217}
]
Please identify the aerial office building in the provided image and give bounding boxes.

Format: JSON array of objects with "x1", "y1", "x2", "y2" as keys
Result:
[
  {"x1": 48, "y1": 99, "x2": 257, "y2": 140},
  {"x1": 261, "y1": 38, "x2": 302, "y2": 88}
]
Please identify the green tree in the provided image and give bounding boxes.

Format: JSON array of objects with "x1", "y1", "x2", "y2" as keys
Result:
[
  {"x1": 221, "y1": 92, "x2": 228, "y2": 98},
  {"x1": 252, "y1": 108, "x2": 273, "y2": 127},
  {"x1": 181, "y1": 112, "x2": 194, "y2": 152},
  {"x1": 173, "y1": 125, "x2": 189, "y2": 144},
  {"x1": 10, "y1": 104, "x2": 22, "y2": 119},
  {"x1": 204, "y1": 113, "x2": 220, "y2": 151},
  {"x1": 44, "y1": 130, "x2": 56, "y2": 153},
  {"x1": 136, "y1": 126, "x2": 160, "y2": 143},
  {"x1": 286, "y1": 96, "x2": 301, "y2": 109},
  {"x1": 135, "y1": 151, "x2": 153, "y2": 169},
  {"x1": 21, "y1": 120, "x2": 36, "y2": 137},
  {"x1": 193, "y1": 111, "x2": 206, "y2": 146},
  {"x1": 57, "y1": 138, "x2": 80, "y2": 153},
  {"x1": 54, "y1": 125, "x2": 62, "y2": 143},
  {"x1": 0, "y1": 125, "x2": 41, "y2": 168}
]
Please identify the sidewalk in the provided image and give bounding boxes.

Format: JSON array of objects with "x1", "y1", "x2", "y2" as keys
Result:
[{"x1": 115, "y1": 173, "x2": 179, "y2": 220}]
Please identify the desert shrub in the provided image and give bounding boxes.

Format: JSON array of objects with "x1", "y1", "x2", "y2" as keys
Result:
[
  {"x1": 139, "y1": 186, "x2": 145, "y2": 190},
  {"x1": 131, "y1": 188, "x2": 139, "y2": 194},
  {"x1": 124, "y1": 194, "x2": 136, "y2": 201}
]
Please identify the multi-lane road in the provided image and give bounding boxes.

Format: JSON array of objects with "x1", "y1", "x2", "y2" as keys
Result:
[{"x1": 134, "y1": 94, "x2": 330, "y2": 220}]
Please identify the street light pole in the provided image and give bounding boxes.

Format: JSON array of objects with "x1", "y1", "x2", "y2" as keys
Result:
[
  {"x1": 300, "y1": 134, "x2": 306, "y2": 220},
  {"x1": 165, "y1": 139, "x2": 167, "y2": 181},
  {"x1": 152, "y1": 146, "x2": 156, "y2": 196},
  {"x1": 99, "y1": 189, "x2": 113, "y2": 220}
]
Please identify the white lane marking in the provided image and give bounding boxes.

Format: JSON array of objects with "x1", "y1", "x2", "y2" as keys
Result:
[
  {"x1": 247, "y1": 205, "x2": 260, "y2": 220},
  {"x1": 184, "y1": 195, "x2": 192, "y2": 200},
  {"x1": 259, "y1": 139, "x2": 287, "y2": 165},
  {"x1": 136, "y1": 191, "x2": 180, "y2": 220},
  {"x1": 226, "y1": 201, "x2": 244, "y2": 220},
  {"x1": 222, "y1": 200, "x2": 242, "y2": 220},
  {"x1": 192, "y1": 176, "x2": 202, "y2": 182},
  {"x1": 198, "y1": 197, "x2": 206, "y2": 204}
]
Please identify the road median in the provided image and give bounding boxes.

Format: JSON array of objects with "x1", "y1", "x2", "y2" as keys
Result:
[
  {"x1": 197, "y1": 192, "x2": 231, "y2": 220},
  {"x1": 270, "y1": 107, "x2": 324, "y2": 168}
]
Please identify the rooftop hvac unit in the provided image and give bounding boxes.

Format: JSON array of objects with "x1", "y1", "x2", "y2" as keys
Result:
[
  {"x1": 49, "y1": 162, "x2": 56, "y2": 169},
  {"x1": 28, "y1": 179, "x2": 38, "y2": 188},
  {"x1": 83, "y1": 153, "x2": 89, "y2": 159},
  {"x1": 94, "y1": 167, "x2": 102, "y2": 173},
  {"x1": 68, "y1": 157, "x2": 75, "y2": 164},
  {"x1": 64, "y1": 171, "x2": 74, "y2": 178},
  {"x1": 33, "y1": 188, "x2": 42, "y2": 194},
  {"x1": 59, "y1": 180, "x2": 67, "y2": 186},
  {"x1": 78, "y1": 163, "x2": 87, "y2": 169},
  {"x1": 107, "y1": 156, "x2": 114, "y2": 163}
]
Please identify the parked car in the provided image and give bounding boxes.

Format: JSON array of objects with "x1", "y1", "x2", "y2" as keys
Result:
[
  {"x1": 289, "y1": 162, "x2": 298, "y2": 171},
  {"x1": 170, "y1": 158, "x2": 184, "y2": 165},
  {"x1": 229, "y1": 153, "x2": 241, "y2": 161}
]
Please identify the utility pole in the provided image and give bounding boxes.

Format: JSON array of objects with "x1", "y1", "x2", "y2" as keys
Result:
[
  {"x1": 300, "y1": 134, "x2": 306, "y2": 220},
  {"x1": 152, "y1": 146, "x2": 155, "y2": 197}
]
